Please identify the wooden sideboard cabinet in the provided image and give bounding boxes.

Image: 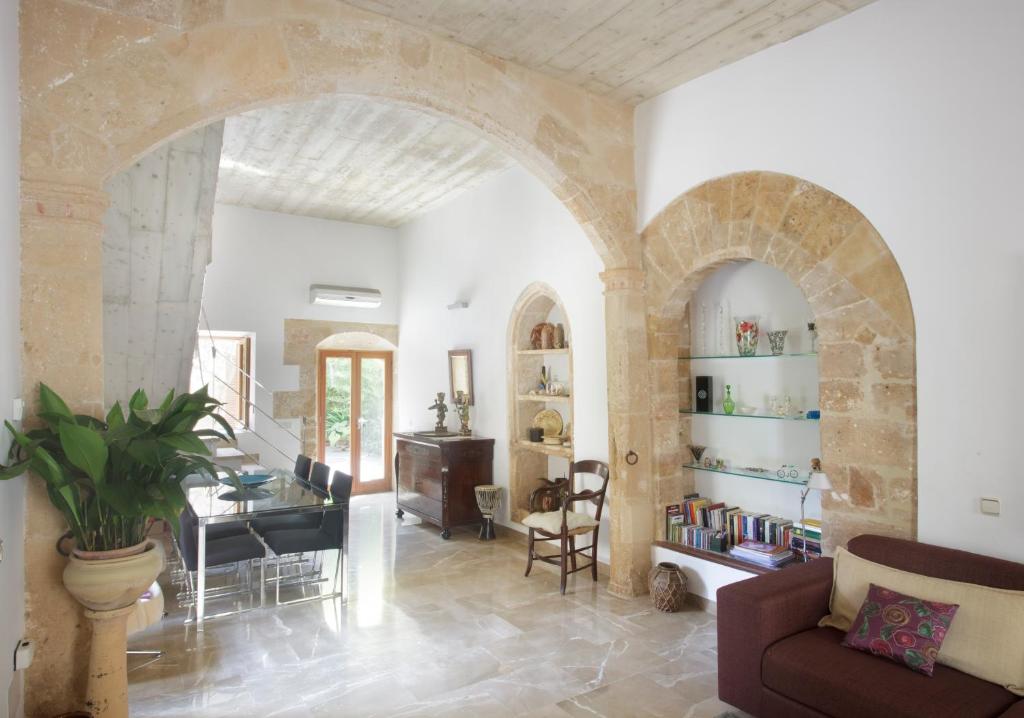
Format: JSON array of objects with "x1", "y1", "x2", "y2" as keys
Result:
[{"x1": 394, "y1": 432, "x2": 495, "y2": 539}]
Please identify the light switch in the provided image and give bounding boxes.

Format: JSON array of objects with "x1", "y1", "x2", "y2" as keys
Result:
[
  {"x1": 12, "y1": 397, "x2": 24, "y2": 422},
  {"x1": 980, "y1": 497, "x2": 1000, "y2": 516}
]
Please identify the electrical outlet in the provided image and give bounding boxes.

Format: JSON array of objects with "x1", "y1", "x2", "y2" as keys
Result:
[
  {"x1": 980, "y1": 497, "x2": 1000, "y2": 516},
  {"x1": 12, "y1": 397, "x2": 23, "y2": 422}
]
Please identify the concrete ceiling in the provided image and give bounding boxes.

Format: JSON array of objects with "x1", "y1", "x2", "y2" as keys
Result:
[
  {"x1": 344, "y1": 0, "x2": 876, "y2": 104},
  {"x1": 217, "y1": 96, "x2": 514, "y2": 227}
]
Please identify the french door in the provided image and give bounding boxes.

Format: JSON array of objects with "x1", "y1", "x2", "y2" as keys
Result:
[{"x1": 317, "y1": 350, "x2": 393, "y2": 495}]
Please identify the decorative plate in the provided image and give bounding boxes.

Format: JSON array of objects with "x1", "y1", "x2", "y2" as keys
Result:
[
  {"x1": 532, "y1": 408, "x2": 564, "y2": 437},
  {"x1": 218, "y1": 473, "x2": 273, "y2": 488}
]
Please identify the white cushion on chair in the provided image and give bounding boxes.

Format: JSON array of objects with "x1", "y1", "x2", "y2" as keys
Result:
[{"x1": 522, "y1": 510, "x2": 598, "y2": 534}]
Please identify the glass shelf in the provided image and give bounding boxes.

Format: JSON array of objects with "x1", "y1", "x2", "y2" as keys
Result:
[
  {"x1": 680, "y1": 409, "x2": 818, "y2": 422},
  {"x1": 682, "y1": 462, "x2": 809, "y2": 486},
  {"x1": 679, "y1": 353, "x2": 817, "y2": 360}
]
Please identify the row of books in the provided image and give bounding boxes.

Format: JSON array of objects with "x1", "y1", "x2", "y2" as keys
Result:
[
  {"x1": 790, "y1": 519, "x2": 823, "y2": 559},
  {"x1": 665, "y1": 495, "x2": 797, "y2": 554}
]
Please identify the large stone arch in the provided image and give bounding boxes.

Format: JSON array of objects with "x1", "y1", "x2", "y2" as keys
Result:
[
  {"x1": 21, "y1": 0, "x2": 634, "y2": 267},
  {"x1": 20, "y1": 2, "x2": 640, "y2": 713},
  {"x1": 642, "y1": 171, "x2": 916, "y2": 554}
]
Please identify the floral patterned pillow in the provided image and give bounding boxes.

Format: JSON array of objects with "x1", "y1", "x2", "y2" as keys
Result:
[{"x1": 841, "y1": 583, "x2": 959, "y2": 676}]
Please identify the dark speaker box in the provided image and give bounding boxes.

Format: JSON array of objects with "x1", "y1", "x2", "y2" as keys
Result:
[{"x1": 695, "y1": 376, "x2": 713, "y2": 413}]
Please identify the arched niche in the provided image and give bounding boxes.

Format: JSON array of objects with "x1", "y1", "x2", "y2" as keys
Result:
[
  {"x1": 643, "y1": 171, "x2": 917, "y2": 554},
  {"x1": 506, "y1": 282, "x2": 574, "y2": 523},
  {"x1": 274, "y1": 320, "x2": 398, "y2": 460}
]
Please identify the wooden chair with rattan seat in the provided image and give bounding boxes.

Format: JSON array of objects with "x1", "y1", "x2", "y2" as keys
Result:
[{"x1": 522, "y1": 459, "x2": 610, "y2": 594}]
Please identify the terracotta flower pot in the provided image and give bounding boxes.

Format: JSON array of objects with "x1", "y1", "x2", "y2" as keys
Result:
[
  {"x1": 62, "y1": 539, "x2": 164, "y2": 612},
  {"x1": 648, "y1": 561, "x2": 687, "y2": 612}
]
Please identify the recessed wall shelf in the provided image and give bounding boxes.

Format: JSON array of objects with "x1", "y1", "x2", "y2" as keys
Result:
[
  {"x1": 679, "y1": 352, "x2": 817, "y2": 361},
  {"x1": 517, "y1": 348, "x2": 570, "y2": 356},
  {"x1": 513, "y1": 440, "x2": 573, "y2": 459},
  {"x1": 680, "y1": 409, "x2": 818, "y2": 422},
  {"x1": 517, "y1": 394, "x2": 571, "y2": 403},
  {"x1": 683, "y1": 462, "x2": 809, "y2": 486}
]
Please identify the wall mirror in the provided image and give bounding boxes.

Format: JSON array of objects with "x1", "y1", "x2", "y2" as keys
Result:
[{"x1": 448, "y1": 349, "x2": 474, "y2": 405}]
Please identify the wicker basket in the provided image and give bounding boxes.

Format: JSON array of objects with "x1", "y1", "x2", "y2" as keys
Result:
[{"x1": 648, "y1": 561, "x2": 687, "y2": 612}]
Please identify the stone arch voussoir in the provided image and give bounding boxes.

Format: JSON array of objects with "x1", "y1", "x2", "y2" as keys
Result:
[{"x1": 641, "y1": 170, "x2": 917, "y2": 553}]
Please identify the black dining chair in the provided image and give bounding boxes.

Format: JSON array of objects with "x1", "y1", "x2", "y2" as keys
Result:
[
  {"x1": 251, "y1": 454, "x2": 322, "y2": 534},
  {"x1": 309, "y1": 460, "x2": 330, "y2": 493},
  {"x1": 260, "y1": 470, "x2": 352, "y2": 606},
  {"x1": 176, "y1": 507, "x2": 267, "y2": 616}
]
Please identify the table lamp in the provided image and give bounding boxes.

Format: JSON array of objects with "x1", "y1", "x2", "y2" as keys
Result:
[{"x1": 800, "y1": 471, "x2": 832, "y2": 561}]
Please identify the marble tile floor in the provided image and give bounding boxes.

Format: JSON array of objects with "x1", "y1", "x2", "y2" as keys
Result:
[{"x1": 128, "y1": 494, "x2": 742, "y2": 717}]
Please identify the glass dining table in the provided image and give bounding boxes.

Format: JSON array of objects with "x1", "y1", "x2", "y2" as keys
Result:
[{"x1": 184, "y1": 470, "x2": 349, "y2": 629}]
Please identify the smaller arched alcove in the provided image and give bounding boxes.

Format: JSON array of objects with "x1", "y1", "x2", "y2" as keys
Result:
[
  {"x1": 507, "y1": 283, "x2": 574, "y2": 522},
  {"x1": 680, "y1": 260, "x2": 823, "y2": 542}
]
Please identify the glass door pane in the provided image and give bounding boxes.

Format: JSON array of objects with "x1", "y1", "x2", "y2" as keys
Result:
[
  {"x1": 324, "y1": 356, "x2": 352, "y2": 475},
  {"x1": 358, "y1": 357, "x2": 386, "y2": 486}
]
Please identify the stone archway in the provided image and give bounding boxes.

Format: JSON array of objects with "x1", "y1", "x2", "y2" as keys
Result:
[
  {"x1": 20, "y1": 4, "x2": 640, "y2": 711},
  {"x1": 643, "y1": 171, "x2": 916, "y2": 554},
  {"x1": 273, "y1": 320, "x2": 399, "y2": 460}
]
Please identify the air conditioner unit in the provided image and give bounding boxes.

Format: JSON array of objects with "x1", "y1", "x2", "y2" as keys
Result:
[{"x1": 309, "y1": 284, "x2": 382, "y2": 308}]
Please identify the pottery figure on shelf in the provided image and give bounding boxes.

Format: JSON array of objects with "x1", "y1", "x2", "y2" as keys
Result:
[
  {"x1": 735, "y1": 316, "x2": 760, "y2": 356},
  {"x1": 723, "y1": 385, "x2": 735, "y2": 415},
  {"x1": 530, "y1": 322, "x2": 553, "y2": 350},
  {"x1": 688, "y1": 444, "x2": 706, "y2": 463},
  {"x1": 541, "y1": 323, "x2": 555, "y2": 349},
  {"x1": 767, "y1": 329, "x2": 788, "y2": 356},
  {"x1": 428, "y1": 392, "x2": 448, "y2": 432},
  {"x1": 554, "y1": 323, "x2": 566, "y2": 349},
  {"x1": 455, "y1": 391, "x2": 471, "y2": 436}
]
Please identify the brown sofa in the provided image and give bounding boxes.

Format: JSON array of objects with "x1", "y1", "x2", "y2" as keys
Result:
[{"x1": 717, "y1": 535, "x2": 1024, "y2": 718}]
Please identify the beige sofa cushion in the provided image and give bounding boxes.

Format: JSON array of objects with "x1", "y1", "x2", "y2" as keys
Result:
[{"x1": 820, "y1": 546, "x2": 1024, "y2": 695}]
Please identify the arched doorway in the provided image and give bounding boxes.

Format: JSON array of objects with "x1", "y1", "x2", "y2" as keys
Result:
[
  {"x1": 643, "y1": 171, "x2": 917, "y2": 554},
  {"x1": 20, "y1": 5, "x2": 641, "y2": 712}
]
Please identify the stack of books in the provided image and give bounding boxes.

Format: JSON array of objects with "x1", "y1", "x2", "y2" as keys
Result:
[
  {"x1": 729, "y1": 540, "x2": 795, "y2": 568},
  {"x1": 790, "y1": 519, "x2": 823, "y2": 559}
]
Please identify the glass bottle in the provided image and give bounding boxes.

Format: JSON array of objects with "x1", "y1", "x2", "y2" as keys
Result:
[{"x1": 723, "y1": 384, "x2": 735, "y2": 415}]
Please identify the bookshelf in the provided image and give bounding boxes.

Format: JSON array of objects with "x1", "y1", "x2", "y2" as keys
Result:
[
  {"x1": 683, "y1": 462, "x2": 809, "y2": 486},
  {"x1": 654, "y1": 540, "x2": 779, "y2": 575}
]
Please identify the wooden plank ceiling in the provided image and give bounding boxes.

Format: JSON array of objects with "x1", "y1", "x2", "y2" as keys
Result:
[
  {"x1": 217, "y1": 96, "x2": 514, "y2": 227},
  {"x1": 344, "y1": 0, "x2": 875, "y2": 104}
]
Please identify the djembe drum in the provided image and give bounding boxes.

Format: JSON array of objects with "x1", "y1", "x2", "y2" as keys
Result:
[{"x1": 474, "y1": 484, "x2": 502, "y2": 541}]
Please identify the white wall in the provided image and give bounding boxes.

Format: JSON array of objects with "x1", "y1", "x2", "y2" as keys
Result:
[
  {"x1": 689, "y1": 261, "x2": 821, "y2": 524},
  {"x1": 396, "y1": 166, "x2": 610, "y2": 558},
  {"x1": 0, "y1": 1, "x2": 24, "y2": 715},
  {"x1": 636, "y1": 0, "x2": 1024, "y2": 561},
  {"x1": 203, "y1": 204, "x2": 399, "y2": 468}
]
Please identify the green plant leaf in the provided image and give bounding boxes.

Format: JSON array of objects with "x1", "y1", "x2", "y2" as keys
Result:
[
  {"x1": 159, "y1": 433, "x2": 209, "y2": 455},
  {"x1": 58, "y1": 421, "x2": 108, "y2": 485},
  {"x1": 39, "y1": 383, "x2": 74, "y2": 421},
  {"x1": 129, "y1": 389, "x2": 149, "y2": 411},
  {"x1": 157, "y1": 389, "x2": 176, "y2": 413},
  {"x1": 106, "y1": 402, "x2": 126, "y2": 429},
  {"x1": 0, "y1": 458, "x2": 31, "y2": 480}
]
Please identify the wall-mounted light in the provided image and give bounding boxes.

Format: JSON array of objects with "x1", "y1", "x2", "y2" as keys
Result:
[
  {"x1": 447, "y1": 301, "x2": 469, "y2": 310},
  {"x1": 309, "y1": 284, "x2": 382, "y2": 308}
]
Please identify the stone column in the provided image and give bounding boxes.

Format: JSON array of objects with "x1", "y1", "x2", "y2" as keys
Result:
[
  {"x1": 21, "y1": 179, "x2": 108, "y2": 716},
  {"x1": 601, "y1": 267, "x2": 655, "y2": 598}
]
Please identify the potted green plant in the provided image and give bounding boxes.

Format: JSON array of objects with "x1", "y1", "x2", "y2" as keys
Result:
[{"x1": 0, "y1": 383, "x2": 239, "y2": 715}]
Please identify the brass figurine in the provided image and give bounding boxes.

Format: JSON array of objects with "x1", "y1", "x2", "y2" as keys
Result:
[
  {"x1": 455, "y1": 390, "x2": 472, "y2": 436},
  {"x1": 428, "y1": 392, "x2": 448, "y2": 432}
]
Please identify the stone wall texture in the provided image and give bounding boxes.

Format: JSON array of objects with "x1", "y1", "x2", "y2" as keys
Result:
[
  {"x1": 642, "y1": 171, "x2": 917, "y2": 554},
  {"x1": 103, "y1": 122, "x2": 224, "y2": 406}
]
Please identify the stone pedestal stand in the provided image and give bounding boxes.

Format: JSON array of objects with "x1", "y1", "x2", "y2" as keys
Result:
[{"x1": 83, "y1": 605, "x2": 136, "y2": 718}]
